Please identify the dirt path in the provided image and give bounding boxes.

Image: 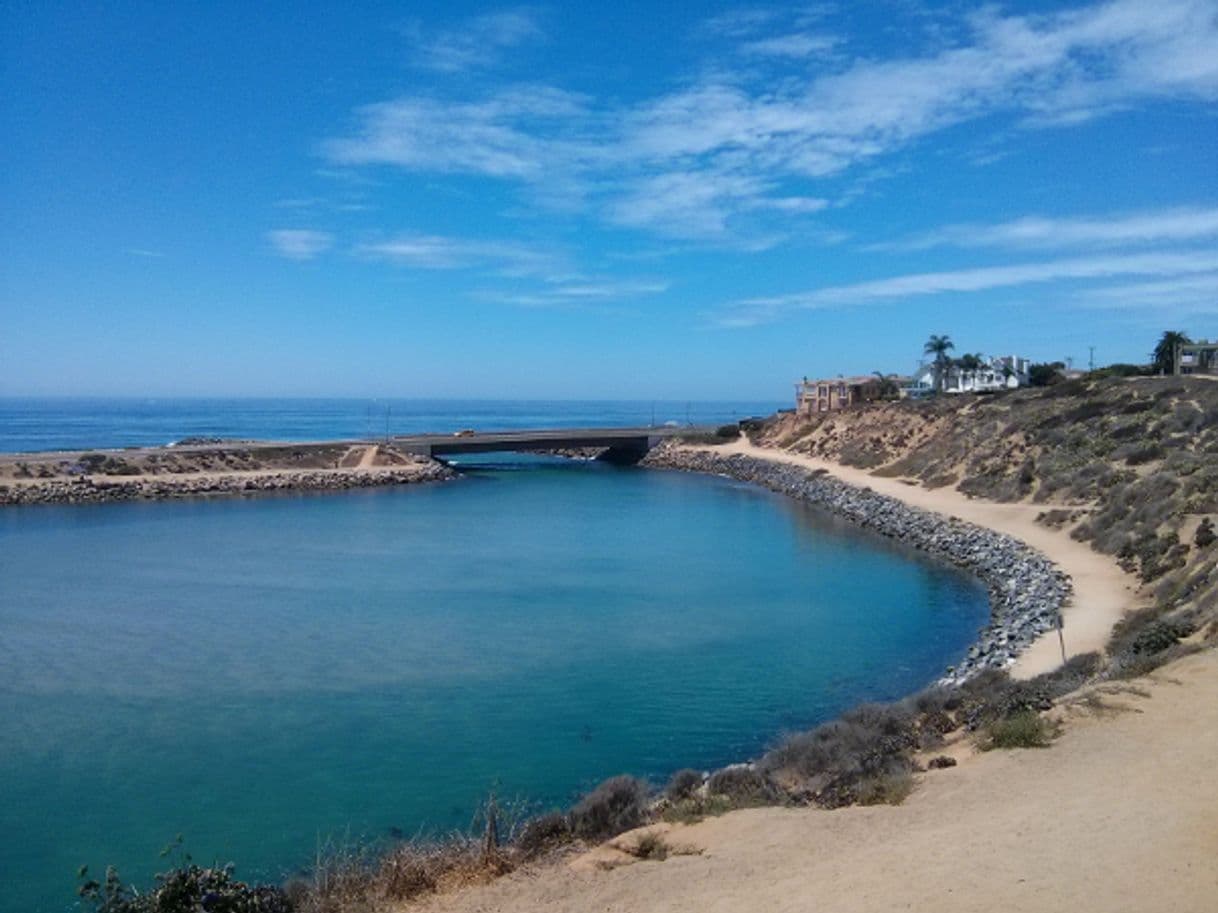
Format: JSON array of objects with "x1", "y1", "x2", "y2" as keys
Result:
[
  {"x1": 421, "y1": 650, "x2": 1218, "y2": 913},
  {"x1": 357, "y1": 445, "x2": 380, "y2": 468},
  {"x1": 701, "y1": 439, "x2": 1142, "y2": 678}
]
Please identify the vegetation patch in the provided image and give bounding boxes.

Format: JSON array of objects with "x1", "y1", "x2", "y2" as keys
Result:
[
  {"x1": 569, "y1": 775, "x2": 650, "y2": 842},
  {"x1": 978, "y1": 710, "x2": 1057, "y2": 750}
]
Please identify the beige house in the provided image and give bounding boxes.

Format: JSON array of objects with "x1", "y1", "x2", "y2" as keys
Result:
[{"x1": 794, "y1": 375, "x2": 881, "y2": 415}]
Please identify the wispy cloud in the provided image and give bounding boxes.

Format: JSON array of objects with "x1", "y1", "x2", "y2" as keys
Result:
[
  {"x1": 475, "y1": 278, "x2": 670, "y2": 309},
  {"x1": 714, "y1": 249, "x2": 1218, "y2": 326},
  {"x1": 740, "y1": 32, "x2": 838, "y2": 58},
  {"x1": 354, "y1": 233, "x2": 568, "y2": 279},
  {"x1": 323, "y1": 0, "x2": 1218, "y2": 244},
  {"x1": 404, "y1": 8, "x2": 544, "y2": 73},
  {"x1": 876, "y1": 206, "x2": 1218, "y2": 251},
  {"x1": 125, "y1": 248, "x2": 164, "y2": 258},
  {"x1": 323, "y1": 86, "x2": 591, "y2": 180},
  {"x1": 1077, "y1": 272, "x2": 1218, "y2": 312},
  {"x1": 268, "y1": 229, "x2": 334, "y2": 261},
  {"x1": 355, "y1": 232, "x2": 669, "y2": 308}
]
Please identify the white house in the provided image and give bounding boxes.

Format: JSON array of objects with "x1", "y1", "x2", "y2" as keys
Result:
[{"x1": 906, "y1": 355, "x2": 1030, "y2": 396}]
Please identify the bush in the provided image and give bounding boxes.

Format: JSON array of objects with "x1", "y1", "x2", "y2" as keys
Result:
[
  {"x1": 760, "y1": 701, "x2": 918, "y2": 807},
  {"x1": 664, "y1": 768, "x2": 703, "y2": 802},
  {"x1": 980, "y1": 710, "x2": 1056, "y2": 750},
  {"x1": 79, "y1": 863, "x2": 292, "y2": 913},
  {"x1": 715, "y1": 424, "x2": 741, "y2": 439},
  {"x1": 855, "y1": 772, "x2": 914, "y2": 805},
  {"x1": 624, "y1": 832, "x2": 669, "y2": 860},
  {"x1": 1026, "y1": 651, "x2": 1103, "y2": 700},
  {"x1": 956, "y1": 670, "x2": 1051, "y2": 730},
  {"x1": 569, "y1": 776, "x2": 650, "y2": 842},
  {"x1": 705, "y1": 766, "x2": 779, "y2": 807},
  {"x1": 1130, "y1": 618, "x2": 1195, "y2": 655},
  {"x1": 514, "y1": 812, "x2": 571, "y2": 858},
  {"x1": 1107, "y1": 642, "x2": 1205, "y2": 680},
  {"x1": 1196, "y1": 518, "x2": 1216, "y2": 548}
]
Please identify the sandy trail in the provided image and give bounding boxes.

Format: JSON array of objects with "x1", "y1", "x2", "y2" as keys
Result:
[
  {"x1": 357, "y1": 445, "x2": 380, "y2": 468},
  {"x1": 423, "y1": 650, "x2": 1218, "y2": 913},
  {"x1": 700, "y1": 439, "x2": 1142, "y2": 678}
]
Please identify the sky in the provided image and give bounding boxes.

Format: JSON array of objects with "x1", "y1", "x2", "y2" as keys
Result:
[{"x1": 2, "y1": 0, "x2": 1217, "y2": 399}]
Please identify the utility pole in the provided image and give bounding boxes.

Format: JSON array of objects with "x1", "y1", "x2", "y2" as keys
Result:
[{"x1": 1088, "y1": 346, "x2": 1095, "y2": 372}]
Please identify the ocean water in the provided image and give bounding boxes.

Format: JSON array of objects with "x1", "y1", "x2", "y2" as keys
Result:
[
  {"x1": 0, "y1": 454, "x2": 988, "y2": 913},
  {"x1": 0, "y1": 398, "x2": 783, "y2": 453}
]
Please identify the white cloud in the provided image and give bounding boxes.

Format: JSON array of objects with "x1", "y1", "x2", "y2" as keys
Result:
[
  {"x1": 877, "y1": 206, "x2": 1218, "y2": 251},
  {"x1": 1076, "y1": 272, "x2": 1218, "y2": 311},
  {"x1": 715, "y1": 249, "x2": 1218, "y2": 326},
  {"x1": 740, "y1": 32, "x2": 838, "y2": 57},
  {"x1": 323, "y1": 86, "x2": 590, "y2": 180},
  {"x1": 324, "y1": 0, "x2": 1218, "y2": 243},
  {"x1": 475, "y1": 278, "x2": 670, "y2": 309},
  {"x1": 268, "y1": 229, "x2": 334, "y2": 261},
  {"x1": 126, "y1": 248, "x2": 164, "y2": 258},
  {"x1": 354, "y1": 233, "x2": 567, "y2": 279},
  {"x1": 406, "y1": 8, "x2": 544, "y2": 73}
]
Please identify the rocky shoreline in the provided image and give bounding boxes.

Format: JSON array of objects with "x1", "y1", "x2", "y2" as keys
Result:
[
  {"x1": 0, "y1": 463, "x2": 456, "y2": 507},
  {"x1": 641, "y1": 445, "x2": 1071, "y2": 681}
]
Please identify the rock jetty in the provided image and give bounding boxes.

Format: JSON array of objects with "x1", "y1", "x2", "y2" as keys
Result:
[
  {"x1": 0, "y1": 463, "x2": 455, "y2": 507},
  {"x1": 642, "y1": 445, "x2": 1071, "y2": 681}
]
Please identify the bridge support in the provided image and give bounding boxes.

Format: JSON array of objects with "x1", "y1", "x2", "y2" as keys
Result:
[{"x1": 595, "y1": 438, "x2": 656, "y2": 465}]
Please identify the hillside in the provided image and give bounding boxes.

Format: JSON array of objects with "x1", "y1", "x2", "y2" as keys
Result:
[{"x1": 756, "y1": 376, "x2": 1218, "y2": 631}]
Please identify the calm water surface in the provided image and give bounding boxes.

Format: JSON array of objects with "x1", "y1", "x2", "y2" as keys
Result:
[{"x1": 0, "y1": 456, "x2": 987, "y2": 912}]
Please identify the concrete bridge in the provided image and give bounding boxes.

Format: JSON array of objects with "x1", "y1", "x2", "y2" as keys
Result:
[{"x1": 392, "y1": 426, "x2": 712, "y2": 464}]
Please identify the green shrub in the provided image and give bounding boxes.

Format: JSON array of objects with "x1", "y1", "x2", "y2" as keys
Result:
[
  {"x1": 980, "y1": 710, "x2": 1056, "y2": 750},
  {"x1": 1107, "y1": 643, "x2": 1205, "y2": 680},
  {"x1": 569, "y1": 775, "x2": 650, "y2": 842},
  {"x1": 855, "y1": 772, "x2": 914, "y2": 805},
  {"x1": 1196, "y1": 518, "x2": 1215, "y2": 548}
]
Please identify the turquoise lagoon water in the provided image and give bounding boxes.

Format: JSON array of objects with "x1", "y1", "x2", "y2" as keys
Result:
[{"x1": 0, "y1": 457, "x2": 987, "y2": 912}]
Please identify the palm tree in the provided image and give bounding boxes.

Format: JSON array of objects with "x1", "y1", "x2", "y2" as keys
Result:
[
  {"x1": 1153, "y1": 331, "x2": 1191, "y2": 375},
  {"x1": 923, "y1": 334, "x2": 955, "y2": 393},
  {"x1": 872, "y1": 370, "x2": 900, "y2": 399}
]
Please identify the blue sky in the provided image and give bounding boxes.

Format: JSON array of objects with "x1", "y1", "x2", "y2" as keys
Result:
[{"x1": 3, "y1": 0, "x2": 1217, "y2": 399}]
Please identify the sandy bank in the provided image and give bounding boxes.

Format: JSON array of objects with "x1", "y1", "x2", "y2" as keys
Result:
[
  {"x1": 422, "y1": 649, "x2": 1218, "y2": 913},
  {"x1": 704, "y1": 439, "x2": 1143, "y2": 678}
]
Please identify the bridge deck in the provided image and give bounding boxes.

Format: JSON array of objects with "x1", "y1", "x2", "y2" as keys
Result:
[{"x1": 391, "y1": 426, "x2": 708, "y2": 458}]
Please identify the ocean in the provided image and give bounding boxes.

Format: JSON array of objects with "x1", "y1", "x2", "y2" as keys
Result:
[
  {"x1": 0, "y1": 401, "x2": 987, "y2": 913},
  {"x1": 0, "y1": 398, "x2": 782, "y2": 453}
]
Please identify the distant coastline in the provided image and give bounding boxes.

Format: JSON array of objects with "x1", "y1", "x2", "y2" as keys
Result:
[{"x1": 0, "y1": 441, "x2": 455, "y2": 507}]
